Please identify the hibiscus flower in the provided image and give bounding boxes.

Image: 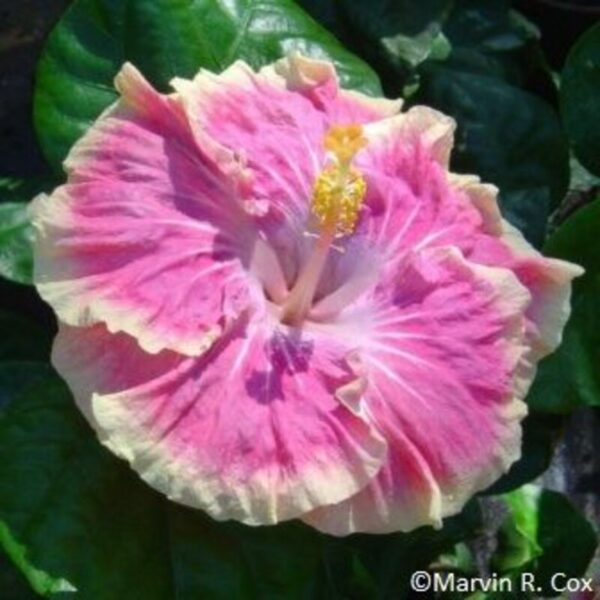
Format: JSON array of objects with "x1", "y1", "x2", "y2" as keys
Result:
[{"x1": 31, "y1": 54, "x2": 582, "y2": 535}]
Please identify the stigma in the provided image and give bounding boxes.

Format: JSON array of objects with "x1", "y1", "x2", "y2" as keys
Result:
[
  {"x1": 311, "y1": 125, "x2": 368, "y2": 236},
  {"x1": 281, "y1": 124, "x2": 368, "y2": 325}
]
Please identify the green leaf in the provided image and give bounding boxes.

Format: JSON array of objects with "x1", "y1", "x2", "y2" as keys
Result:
[
  {"x1": 561, "y1": 22, "x2": 600, "y2": 176},
  {"x1": 344, "y1": 500, "x2": 483, "y2": 598},
  {"x1": 298, "y1": 0, "x2": 549, "y2": 95},
  {"x1": 415, "y1": 66, "x2": 568, "y2": 247},
  {"x1": 431, "y1": 542, "x2": 477, "y2": 576},
  {"x1": 569, "y1": 154, "x2": 600, "y2": 195},
  {"x1": 0, "y1": 372, "x2": 172, "y2": 598},
  {"x1": 0, "y1": 363, "x2": 54, "y2": 413},
  {"x1": 492, "y1": 485, "x2": 543, "y2": 573},
  {"x1": 440, "y1": 0, "x2": 544, "y2": 86},
  {"x1": 444, "y1": 1, "x2": 539, "y2": 54},
  {"x1": 168, "y1": 507, "x2": 325, "y2": 599},
  {"x1": 337, "y1": 0, "x2": 453, "y2": 70},
  {"x1": 297, "y1": 0, "x2": 453, "y2": 96},
  {"x1": 162, "y1": 497, "x2": 482, "y2": 600},
  {"x1": 159, "y1": 491, "x2": 480, "y2": 600},
  {"x1": 0, "y1": 177, "x2": 59, "y2": 286},
  {"x1": 0, "y1": 204, "x2": 34, "y2": 286},
  {"x1": 533, "y1": 491, "x2": 598, "y2": 594},
  {"x1": 528, "y1": 198, "x2": 600, "y2": 413},
  {"x1": 0, "y1": 177, "x2": 55, "y2": 204},
  {"x1": 34, "y1": 0, "x2": 382, "y2": 173},
  {"x1": 483, "y1": 413, "x2": 564, "y2": 495},
  {"x1": 492, "y1": 486, "x2": 597, "y2": 595}
]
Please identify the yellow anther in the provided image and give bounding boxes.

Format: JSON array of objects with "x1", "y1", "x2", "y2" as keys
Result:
[
  {"x1": 312, "y1": 166, "x2": 366, "y2": 236},
  {"x1": 311, "y1": 124, "x2": 368, "y2": 236}
]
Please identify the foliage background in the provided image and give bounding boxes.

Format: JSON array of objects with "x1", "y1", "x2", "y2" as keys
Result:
[{"x1": 0, "y1": 0, "x2": 598, "y2": 598}]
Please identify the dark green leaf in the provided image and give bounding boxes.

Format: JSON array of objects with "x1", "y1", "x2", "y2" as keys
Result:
[
  {"x1": 528, "y1": 198, "x2": 600, "y2": 413},
  {"x1": 534, "y1": 490, "x2": 598, "y2": 594},
  {"x1": 492, "y1": 486, "x2": 597, "y2": 596},
  {"x1": 0, "y1": 363, "x2": 54, "y2": 413},
  {"x1": 440, "y1": 0, "x2": 546, "y2": 87},
  {"x1": 0, "y1": 363, "x2": 63, "y2": 595},
  {"x1": 159, "y1": 497, "x2": 482, "y2": 600},
  {"x1": 0, "y1": 310, "x2": 53, "y2": 412},
  {"x1": 561, "y1": 22, "x2": 600, "y2": 176},
  {"x1": 34, "y1": 0, "x2": 382, "y2": 172},
  {"x1": 343, "y1": 500, "x2": 483, "y2": 598},
  {"x1": 297, "y1": 0, "x2": 453, "y2": 96},
  {"x1": 483, "y1": 414, "x2": 564, "y2": 495},
  {"x1": 0, "y1": 372, "x2": 171, "y2": 599},
  {"x1": 334, "y1": 0, "x2": 453, "y2": 70},
  {"x1": 298, "y1": 0, "x2": 550, "y2": 97},
  {"x1": 168, "y1": 507, "x2": 325, "y2": 599},
  {"x1": 415, "y1": 66, "x2": 568, "y2": 247},
  {"x1": 444, "y1": 1, "x2": 538, "y2": 54}
]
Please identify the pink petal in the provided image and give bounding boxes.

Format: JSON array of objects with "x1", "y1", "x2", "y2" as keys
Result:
[
  {"x1": 260, "y1": 53, "x2": 403, "y2": 122},
  {"x1": 354, "y1": 108, "x2": 483, "y2": 264},
  {"x1": 172, "y1": 57, "x2": 400, "y2": 233},
  {"x1": 354, "y1": 112, "x2": 582, "y2": 361},
  {"x1": 51, "y1": 309, "x2": 387, "y2": 525},
  {"x1": 453, "y1": 176, "x2": 584, "y2": 358},
  {"x1": 31, "y1": 64, "x2": 258, "y2": 356},
  {"x1": 304, "y1": 247, "x2": 531, "y2": 534},
  {"x1": 172, "y1": 62, "x2": 326, "y2": 231}
]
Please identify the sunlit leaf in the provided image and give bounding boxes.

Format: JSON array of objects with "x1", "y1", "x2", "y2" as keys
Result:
[{"x1": 492, "y1": 485, "x2": 597, "y2": 595}]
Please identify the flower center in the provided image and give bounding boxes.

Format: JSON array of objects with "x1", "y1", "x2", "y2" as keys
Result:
[{"x1": 281, "y1": 124, "x2": 368, "y2": 325}]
